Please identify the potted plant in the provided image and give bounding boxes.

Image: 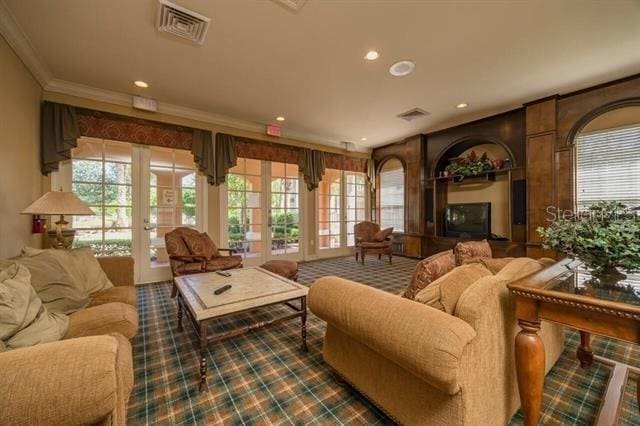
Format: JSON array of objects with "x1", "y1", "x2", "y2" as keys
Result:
[
  {"x1": 445, "y1": 151, "x2": 495, "y2": 181},
  {"x1": 537, "y1": 201, "x2": 640, "y2": 282}
]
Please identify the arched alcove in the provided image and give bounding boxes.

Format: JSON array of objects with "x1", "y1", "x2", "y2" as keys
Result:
[{"x1": 431, "y1": 136, "x2": 517, "y2": 178}]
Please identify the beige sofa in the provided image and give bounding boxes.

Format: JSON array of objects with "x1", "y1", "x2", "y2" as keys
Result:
[
  {"x1": 309, "y1": 258, "x2": 565, "y2": 425},
  {"x1": 0, "y1": 256, "x2": 137, "y2": 426}
]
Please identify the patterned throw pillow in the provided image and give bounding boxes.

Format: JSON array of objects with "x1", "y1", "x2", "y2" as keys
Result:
[
  {"x1": 402, "y1": 250, "x2": 456, "y2": 300},
  {"x1": 372, "y1": 227, "x2": 394, "y2": 242},
  {"x1": 183, "y1": 232, "x2": 219, "y2": 260},
  {"x1": 454, "y1": 240, "x2": 492, "y2": 266}
]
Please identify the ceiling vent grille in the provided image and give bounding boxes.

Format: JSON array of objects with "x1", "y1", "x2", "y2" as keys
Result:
[
  {"x1": 272, "y1": 0, "x2": 308, "y2": 12},
  {"x1": 397, "y1": 108, "x2": 430, "y2": 122},
  {"x1": 156, "y1": 0, "x2": 211, "y2": 45}
]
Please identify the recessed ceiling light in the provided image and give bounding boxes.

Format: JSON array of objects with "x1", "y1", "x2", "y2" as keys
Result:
[
  {"x1": 389, "y1": 60, "x2": 415, "y2": 77},
  {"x1": 456, "y1": 103, "x2": 469, "y2": 109},
  {"x1": 364, "y1": 50, "x2": 379, "y2": 61},
  {"x1": 276, "y1": 116, "x2": 285, "y2": 122},
  {"x1": 360, "y1": 137, "x2": 367, "y2": 141},
  {"x1": 134, "y1": 80, "x2": 149, "y2": 88}
]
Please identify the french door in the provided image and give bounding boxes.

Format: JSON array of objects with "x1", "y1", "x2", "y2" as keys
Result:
[
  {"x1": 60, "y1": 137, "x2": 205, "y2": 284},
  {"x1": 222, "y1": 158, "x2": 303, "y2": 266}
]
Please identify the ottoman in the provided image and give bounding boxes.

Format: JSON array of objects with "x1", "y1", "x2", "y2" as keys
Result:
[{"x1": 260, "y1": 260, "x2": 299, "y2": 281}]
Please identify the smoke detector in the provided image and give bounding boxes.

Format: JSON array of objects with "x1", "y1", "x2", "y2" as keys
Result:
[
  {"x1": 397, "y1": 108, "x2": 430, "y2": 122},
  {"x1": 389, "y1": 60, "x2": 416, "y2": 77},
  {"x1": 156, "y1": 0, "x2": 211, "y2": 45}
]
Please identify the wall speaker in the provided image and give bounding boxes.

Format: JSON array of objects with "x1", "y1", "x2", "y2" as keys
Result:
[
  {"x1": 425, "y1": 188, "x2": 434, "y2": 223},
  {"x1": 512, "y1": 180, "x2": 526, "y2": 225}
]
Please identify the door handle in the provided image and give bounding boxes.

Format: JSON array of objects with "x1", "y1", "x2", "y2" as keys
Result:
[{"x1": 144, "y1": 226, "x2": 156, "y2": 231}]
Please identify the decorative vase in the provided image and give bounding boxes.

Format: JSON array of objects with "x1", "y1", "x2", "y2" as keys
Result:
[{"x1": 492, "y1": 159, "x2": 504, "y2": 170}]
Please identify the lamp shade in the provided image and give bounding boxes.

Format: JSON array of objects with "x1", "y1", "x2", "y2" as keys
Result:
[{"x1": 21, "y1": 190, "x2": 94, "y2": 215}]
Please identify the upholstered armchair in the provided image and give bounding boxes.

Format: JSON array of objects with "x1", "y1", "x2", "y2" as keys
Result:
[
  {"x1": 165, "y1": 227, "x2": 243, "y2": 297},
  {"x1": 354, "y1": 221, "x2": 394, "y2": 265}
]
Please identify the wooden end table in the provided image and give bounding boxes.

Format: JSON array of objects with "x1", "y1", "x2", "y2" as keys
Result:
[
  {"x1": 508, "y1": 258, "x2": 640, "y2": 426},
  {"x1": 173, "y1": 267, "x2": 309, "y2": 392}
]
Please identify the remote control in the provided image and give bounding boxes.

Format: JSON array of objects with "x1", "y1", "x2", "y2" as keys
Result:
[
  {"x1": 214, "y1": 284, "x2": 232, "y2": 295},
  {"x1": 216, "y1": 271, "x2": 231, "y2": 277}
]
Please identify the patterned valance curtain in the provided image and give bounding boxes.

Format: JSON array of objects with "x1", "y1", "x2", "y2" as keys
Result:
[
  {"x1": 299, "y1": 149, "x2": 326, "y2": 191},
  {"x1": 40, "y1": 101, "x2": 80, "y2": 175},
  {"x1": 191, "y1": 130, "x2": 237, "y2": 186}
]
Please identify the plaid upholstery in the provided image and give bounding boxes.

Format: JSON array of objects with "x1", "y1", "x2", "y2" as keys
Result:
[{"x1": 128, "y1": 256, "x2": 640, "y2": 425}]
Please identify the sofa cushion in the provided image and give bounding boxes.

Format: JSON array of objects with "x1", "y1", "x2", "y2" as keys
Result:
[
  {"x1": 183, "y1": 232, "x2": 219, "y2": 260},
  {"x1": 88, "y1": 286, "x2": 137, "y2": 308},
  {"x1": 0, "y1": 262, "x2": 68, "y2": 349},
  {"x1": 463, "y1": 256, "x2": 515, "y2": 274},
  {"x1": 64, "y1": 302, "x2": 138, "y2": 340},
  {"x1": 14, "y1": 252, "x2": 89, "y2": 314},
  {"x1": 454, "y1": 240, "x2": 492, "y2": 266},
  {"x1": 495, "y1": 257, "x2": 551, "y2": 282},
  {"x1": 22, "y1": 247, "x2": 113, "y2": 295},
  {"x1": 372, "y1": 227, "x2": 393, "y2": 242},
  {"x1": 403, "y1": 250, "x2": 456, "y2": 300},
  {"x1": 414, "y1": 263, "x2": 492, "y2": 313},
  {"x1": 205, "y1": 255, "x2": 243, "y2": 271}
]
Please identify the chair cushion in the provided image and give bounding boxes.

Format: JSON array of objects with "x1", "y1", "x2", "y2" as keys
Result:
[
  {"x1": 182, "y1": 232, "x2": 219, "y2": 260},
  {"x1": 0, "y1": 262, "x2": 69, "y2": 349},
  {"x1": 462, "y1": 257, "x2": 515, "y2": 274},
  {"x1": 260, "y1": 260, "x2": 299, "y2": 279},
  {"x1": 354, "y1": 221, "x2": 380, "y2": 243},
  {"x1": 454, "y1": 240, "x2": 492, "y2": 266},
  {"x1": 88, "y1": 286, "x2": 137, "y2": 308},
  {"x1": 359, "y1": 241, "x2": 392, "y2": 248},
  {"x1": 177, "y1": 262, "x2": 204, "y2": 275},
  {"x1": 64, "y1": 302, "x2": 138, "y2": 340},
  {"x1": 403, "y1": 250, "x2": 456, "y2": 300},
  {"x1": 414, "y1": 263, "x2": 492, "y2": 313},
  {"x1": 372, "y1": 227, "x2": 394, "y2": 242},
  {"x1": 205, "y1": 255, "x2": 243, "y2": 271},
  {"x1": 13, "y1": 252, "x2": 89, "y2": 314}
]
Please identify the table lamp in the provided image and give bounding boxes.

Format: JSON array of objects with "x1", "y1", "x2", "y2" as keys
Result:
[{"x1": 21, "y1": 189, "x2": 94, "y2": 249}]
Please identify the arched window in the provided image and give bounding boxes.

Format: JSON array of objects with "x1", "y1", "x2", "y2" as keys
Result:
[
  {"x1": 379, "y1": 158, "x2": 405, "y2": 232},
  {"x1": 576, "y1": 106, "x2": 640, "y2": 211}
]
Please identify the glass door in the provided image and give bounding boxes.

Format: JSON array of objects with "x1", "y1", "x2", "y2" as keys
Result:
[{"x1": 223, "y1": 159, "x2": 302, "y2": 265}]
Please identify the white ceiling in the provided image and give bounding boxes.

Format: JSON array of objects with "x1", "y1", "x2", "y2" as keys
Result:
[{"x1": 3, "y1": 0, "x2": 640, "y2": 149}]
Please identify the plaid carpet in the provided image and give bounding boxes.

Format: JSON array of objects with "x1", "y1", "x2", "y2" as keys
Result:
[{"x1": 128, "y1": 256, "x2": 640, "y2": 425}]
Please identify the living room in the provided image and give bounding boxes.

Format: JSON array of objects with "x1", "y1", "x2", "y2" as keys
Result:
[{"x1": 1, "y1": 1, "x2": 640, "y2": 425}]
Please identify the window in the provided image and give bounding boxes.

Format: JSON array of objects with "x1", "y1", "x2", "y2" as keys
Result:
[
  {"x1": 71, "y1": 139, "x2": 133, "y2": 256},
  {"x1": 576, "y1": 123, "x2": 640, "y2": 211},
  {"x1": 270, "y1": 162, "x2": 300, "y2": 255},
  {"x1": 318, "y1": 169, "x2": 342, "y2": 249},
  {"x1": 227, "y1": 158, "x2": 263, "y2": 259},
  {"x1": 379, "y1": 158, "x2": 405, "y2": 232},
  {"x1": 346, "y1": 172, "x2": 367, "y2": 246}
]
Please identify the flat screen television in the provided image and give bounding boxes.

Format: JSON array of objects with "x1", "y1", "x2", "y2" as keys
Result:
[{"x1": 444, "y1": 202, "x2": 491, "y2": 238}]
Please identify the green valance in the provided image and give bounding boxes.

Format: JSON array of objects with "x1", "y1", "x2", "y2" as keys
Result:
[
  {"x1": 298, "y1": 149, "x2": 326, "y2": 191},
  {"x1": 40, "y1": 101, "x2": 80, "y2": 175},
  {"x1": 191, "y1": 130, "x2": 237, "y2": 186}
]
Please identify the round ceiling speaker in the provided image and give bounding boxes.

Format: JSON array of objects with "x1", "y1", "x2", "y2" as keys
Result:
[{"x1": 389, "y1": 60, "x2": 415, "y2": 77}]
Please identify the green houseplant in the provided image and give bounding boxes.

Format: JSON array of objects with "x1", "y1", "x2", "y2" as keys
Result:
[{"x1": 537, "y1": 201, "x2": 640, "y2": 275}]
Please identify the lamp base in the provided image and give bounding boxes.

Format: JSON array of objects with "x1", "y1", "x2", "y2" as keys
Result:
[{"x1": 47, "y1": 229, "x2": 76, "y2": 249}]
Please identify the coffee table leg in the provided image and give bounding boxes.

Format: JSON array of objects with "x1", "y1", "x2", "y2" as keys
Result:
[
  {"x1": 577, "y1": 330, "x2": 594, "y2": 368},
  {"x1": 301, "y1": 296, "x2": 308, "y2": 352},
  {"x1": 177, "y1": 296, "x2": 183, "y2": 332},
  {"x1": 199, "y1": 322, "x2": 207, "y2": 392}
]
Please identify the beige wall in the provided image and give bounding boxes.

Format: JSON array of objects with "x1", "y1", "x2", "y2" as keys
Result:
[{"x1": 0, "y1": 35, "x2": 43, "y2": 258}]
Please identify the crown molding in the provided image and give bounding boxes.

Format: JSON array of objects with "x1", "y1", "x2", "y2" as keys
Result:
[{"x1": 0, "y1": 0, "x2": 52, "y2": 86}]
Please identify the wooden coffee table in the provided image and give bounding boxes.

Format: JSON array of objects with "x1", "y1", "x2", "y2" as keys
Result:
[
  {"x1": 173, "y1": 267, "x2": 309, "y2": 391},
  {"x1": 508, "y1": 258, "x2": 640, "y2": 426}
]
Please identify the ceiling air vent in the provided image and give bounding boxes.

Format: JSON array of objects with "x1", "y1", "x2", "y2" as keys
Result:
[
  {"x1": 272, "y1": 0, "x2": 308, "y2": 12},
  {"x1": 397, "y1": 108, "x2": 430, "y2": 122},
  {"x1": 156, "y1": 0, "x2": 211, "y2": 45}
]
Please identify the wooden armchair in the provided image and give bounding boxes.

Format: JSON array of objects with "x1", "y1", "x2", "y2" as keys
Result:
[
  {"x1": 354, "y1": 221, "x2": 394, "y2": 265},
  {"x1": 165, "y1": 227, "x2": 243, "y2": 297}
]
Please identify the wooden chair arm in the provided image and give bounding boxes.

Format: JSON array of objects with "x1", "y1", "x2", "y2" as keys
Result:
[{"x1": 217, "y1": 248, "x2": 237, "y2": 255}]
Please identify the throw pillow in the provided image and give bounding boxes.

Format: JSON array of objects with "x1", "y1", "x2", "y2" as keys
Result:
[
  {"x1": 21, "y1": 247, "x2": 113, "y2": 295},
  {"x1": 414, "y1": 263, "x2": 492, "y2": 314},
  {"x1": 0, "y1": 261, "x2": 68, "y2": 349},
  {"x1": 14, "y1": 252, "x2": 89, "y2": 314},
  {"x1": 372, "y1": 227, "x2": 394, "y2": 242},
  {"x1": 462, "y1": 257, "x2": 515, "y2": 274},
  {"x1": 183, "y1": 232, "x2": 219, "y2": 260},
  {"x1": 403, "y1": 250, "x2": 456, "y2": 299},
  {"x1": 454, "y1": 239, "x2": 492, "y2": 266}
]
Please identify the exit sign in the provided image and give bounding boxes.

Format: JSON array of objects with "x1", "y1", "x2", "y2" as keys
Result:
[{"x1": 267, "y1": 125, "x2": 281, "y2": 137}]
